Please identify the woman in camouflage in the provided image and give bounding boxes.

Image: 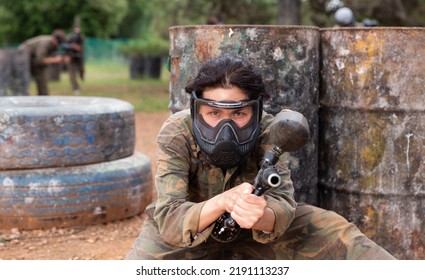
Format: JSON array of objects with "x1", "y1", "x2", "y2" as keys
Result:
[{"x1": 126, "y1": 55, "x2": 395, "y2": 260}]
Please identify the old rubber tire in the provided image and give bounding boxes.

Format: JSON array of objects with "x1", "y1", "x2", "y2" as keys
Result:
[
  {"x1": 0, "y1": 96, "x2": 135, "y2": 170},
  {"x1": 0, "y1": 152, "x2": 152, "y2": 230}
]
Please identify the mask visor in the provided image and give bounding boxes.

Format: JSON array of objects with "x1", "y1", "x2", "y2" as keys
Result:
[{"x1": 192, "y1": 92, "x2": 261, "y2": 145}]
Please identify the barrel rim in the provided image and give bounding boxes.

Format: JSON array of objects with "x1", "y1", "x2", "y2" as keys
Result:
[
  {"x1": 0, "y1": 96, "x2": 134, "y2": 115},
  {"x1": 169, "y1": 24, "x2": 320, "y2": 31},
  {"x1": 320, "y1": 26, "x2": 425, "y2": 32}
]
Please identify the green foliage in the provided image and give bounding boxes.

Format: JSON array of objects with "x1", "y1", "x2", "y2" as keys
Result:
[
  {"x1": 117, "y1": 34, "x2": 169, "y2": 57},
  {"x1": 0, "y1": 0, "x2": 81, "y2": 44},
  {"x1": 2, "y1": 0, "x2": 425, "y2": 47},
  {"x1": 115, "y1": 0, "x2": 280, "y2": 57},
  {"x1": 80, "y1": 0, "x2": 128, "y2": 38},
  {"x1": 0, "y1": 5, "x2": 13, "y2": 44},
  {"x1": 210, "y1": 0, "x2": 278, "y2": 24},
  {"x1": 0, "y1": 0, "x2": 128, "y2": 45},
  {"x1": 146, "y1": 0, "x2": 278, "y2": 31},
  {"x1": 117, "y1": 1, "x2": 153, "y2": 38}
]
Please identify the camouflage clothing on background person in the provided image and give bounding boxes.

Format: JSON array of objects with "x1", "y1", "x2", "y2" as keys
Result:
[
  {"x1": 67, "y1": 26, "x2": 84, "y2": 94},
  {"x1": 126, "y1": 109, "x2": 395, "y2": 260},
  {"x1": 18, "y1": 29, "x2": 67, "y2": 96}
]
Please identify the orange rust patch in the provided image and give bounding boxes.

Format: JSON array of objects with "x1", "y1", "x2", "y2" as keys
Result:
[{"x1": 194, "y1": 30, "x2": 223, "y2": 61}]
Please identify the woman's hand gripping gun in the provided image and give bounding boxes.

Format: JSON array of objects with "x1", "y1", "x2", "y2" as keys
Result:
[{"x1": 211, "y1": 109, "x2": 310, "y2": 242}]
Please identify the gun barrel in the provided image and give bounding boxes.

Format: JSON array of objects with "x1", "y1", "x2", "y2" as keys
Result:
[
  {"x1": 266, "y1": 172, "x2": 281, "y2": 188},
  {"x1": 253, "y1": 167, "x2": 281, "y2": 196}
]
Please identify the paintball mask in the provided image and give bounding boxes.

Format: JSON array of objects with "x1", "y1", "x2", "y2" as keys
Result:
[{"x1": 191, "y1": 92, "x2": 262, "y2": 169}]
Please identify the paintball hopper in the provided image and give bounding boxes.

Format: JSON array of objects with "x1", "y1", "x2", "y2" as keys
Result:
[{"x1": 268, "y1": 109, "x2": 310, "y2": 153}]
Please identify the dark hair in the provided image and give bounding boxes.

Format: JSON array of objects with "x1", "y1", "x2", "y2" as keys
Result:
[
  {"x1": 185, "y1": 55, "x2": 268, "y2": 101},
  {"x1": 52, "y1": 29, "x2": 66, "y2": 44},
  {"x1": 206, "y1": 15, "x2": 221, "y2": 25}
]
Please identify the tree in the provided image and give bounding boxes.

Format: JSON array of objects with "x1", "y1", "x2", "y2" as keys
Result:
[
  {"x1": 0, "y1": 4, "x2": 13, "y2": 45},
  {"x1": 0, "y1": 0, "x2": 128, "y2": 45},
  {"x1": 116, "y1": 1, "x2": 152, "y2": 38},
  {"x1": 80, "y1": 0, "x2": 128, "y2": 38},
  {"x1": 278, "y1": 0, "x2": 302, "y2": 25}
]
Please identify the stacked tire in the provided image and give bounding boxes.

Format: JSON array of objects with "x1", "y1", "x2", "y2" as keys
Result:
[{"x1": 0, "y1": 96, "x2": 153, "y2": 230}]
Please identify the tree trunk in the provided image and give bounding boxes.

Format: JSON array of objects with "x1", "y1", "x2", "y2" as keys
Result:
[{"x1": 278, "y1": 0, "x2": 301, "y2": 25}]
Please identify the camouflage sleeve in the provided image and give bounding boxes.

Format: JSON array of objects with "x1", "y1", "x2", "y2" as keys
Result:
[
  {"x1": 152, "y1": 111, "x2": 205, "y2": 247},
  {"x1": 33, "y1": 40, "x2": 50, "y2": 65}
]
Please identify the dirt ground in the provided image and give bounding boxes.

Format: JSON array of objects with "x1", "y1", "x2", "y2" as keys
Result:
[{"x1": 0, "y1": 111, "x2": 169, "y2": 260}]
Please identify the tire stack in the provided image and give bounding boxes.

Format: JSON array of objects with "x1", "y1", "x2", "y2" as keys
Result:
[
  {"x1": 0, "y1": 96, "x2": 153, "y2": 230},
  {"x1": 0, "y1": 48, "x2": 30, "y2": 96}
]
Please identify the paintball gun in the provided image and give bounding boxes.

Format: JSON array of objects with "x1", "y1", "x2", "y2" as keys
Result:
[
  {"x1": 211, "y1": 109, "x2": 310, "y2": 242},
  {"x1": 59, "y1": 43, "x2": 73, "y2": 53}
]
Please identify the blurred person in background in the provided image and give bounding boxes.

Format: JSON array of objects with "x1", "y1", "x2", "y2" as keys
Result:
[
  {"x1": 19, "y1": 29, "x2": 69, "y2": 96},
  {"x1": 66, "y1": 25, "x2": 85, "y2": 95}
]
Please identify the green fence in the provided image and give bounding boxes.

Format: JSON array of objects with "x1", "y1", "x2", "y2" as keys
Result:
[{"x1": 84, "y1": 37, "x2": 129, "y2": 62}]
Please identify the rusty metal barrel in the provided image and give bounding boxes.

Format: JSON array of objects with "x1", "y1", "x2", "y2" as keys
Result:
[
  {"x1": 319, "y1": 27, "x2": 425, "y2": 260},
  {"x1": 169, "y1": 25, "x2": 320, "y2": 204}
]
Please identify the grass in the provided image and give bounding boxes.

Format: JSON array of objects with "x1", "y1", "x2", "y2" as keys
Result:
[{"x1": 30, "y1": 59, "x2": 171, "y2": 112}]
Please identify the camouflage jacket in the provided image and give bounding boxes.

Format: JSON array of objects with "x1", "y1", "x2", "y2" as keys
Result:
[
  {"x1": 19, "y1": 35, "x2": 57, "y2": 66},
  {"x1": 148, "y1": 109, "x2": 297, "y2": 248}
]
